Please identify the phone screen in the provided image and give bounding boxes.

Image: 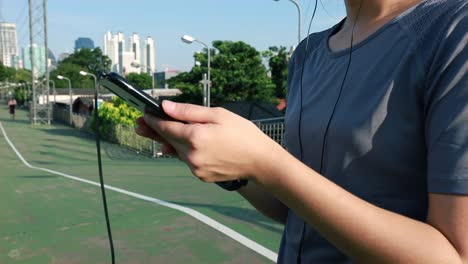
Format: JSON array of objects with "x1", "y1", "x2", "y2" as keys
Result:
[{"x1": 98, "y1": 72, "x2": 175, "y2": 120}]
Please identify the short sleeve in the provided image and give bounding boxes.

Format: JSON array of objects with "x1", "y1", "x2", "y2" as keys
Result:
[{"x1": 425, "y1": 5, "x2": 468, "y2": 194}]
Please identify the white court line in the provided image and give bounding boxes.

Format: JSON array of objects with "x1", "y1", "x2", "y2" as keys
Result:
[{"x1": 0, "y1": 122, "x2": 278, "y2": 262}]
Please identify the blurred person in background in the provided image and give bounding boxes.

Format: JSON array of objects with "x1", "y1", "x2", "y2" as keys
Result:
[{"x1": 8, "y1": 97, "x2": 17, "y2": 120}]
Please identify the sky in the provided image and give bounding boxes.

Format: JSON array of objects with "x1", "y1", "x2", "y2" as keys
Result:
[{"x1": 3, "y1": 0, "x2": 346, "y2": 72}]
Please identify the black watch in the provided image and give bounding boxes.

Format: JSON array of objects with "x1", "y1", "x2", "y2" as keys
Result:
[{"x1": 215, "y1": 179, "x2": 248, "y2": 191}]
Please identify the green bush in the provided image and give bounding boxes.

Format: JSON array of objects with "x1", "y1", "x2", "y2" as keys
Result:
[{"x1": 92, "y1": 97, "x2": 140, "y2": 136}]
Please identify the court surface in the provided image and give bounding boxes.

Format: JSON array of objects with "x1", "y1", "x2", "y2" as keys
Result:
[{"x1": 0, "y1": 104, "x2": 282, "y2": 264}]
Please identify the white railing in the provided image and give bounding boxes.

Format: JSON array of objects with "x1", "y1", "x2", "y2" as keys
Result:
[{"x1": 252, "y1": 117, "x2": 285, "y2": 146}]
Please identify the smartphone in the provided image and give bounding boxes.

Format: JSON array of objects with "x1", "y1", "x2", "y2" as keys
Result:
[{"x1": 98, "y1": 71, "x2": 176, "y2": 121}]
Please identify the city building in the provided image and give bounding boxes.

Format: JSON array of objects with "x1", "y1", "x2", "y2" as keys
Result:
[
  {"x1": 0, "y1": 22, "x2": 18, "y2": 67},
  {"x1": 47, "y1": 48, "x2": 57, "y2": 67},
  {"x1": 116, "y1": 32, "x2": 125, "y2": 74},
  {"x1": 121, "y1": 51, "x2": 139, "y2": 74},
  {"x1": 74, "y1": 37, "x2": 95, "y2": 51},
  {"x1": 103, "y1": 31, "x2": 118, "y2": 72},
  {"x1": 10, "y1": 54, "x2": 21, "y2": 69},
  {"x1": 103, "y1": 31, "x2": 156, "y2": 75},
  {"x1": 143, "y1": 37, "x2": 155, "y2": 74},
  {"x1": 57, "y1": 52, "x2": 70, "y2": 62},
  {"x1": 22, "y1": 44, "x2": 46, "y2": 78},
  {"x1": 155, "y1": 68, "x2": 180, "y2": 88},
  {"x1": 129, "y1": 33, "x2": 141, "y2": 64}
]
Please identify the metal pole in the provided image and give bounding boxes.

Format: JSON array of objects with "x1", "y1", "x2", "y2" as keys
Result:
[
  {"x1": 202, "y1": 73, "x2": 207, "y2": 107},
  {"x1": 28, "y1": 0, "x2": 35, "y2": 124},
  {"x1": 194, "y1": 40, "x2": 211, "y2": 107},
  {"x1": 150, "y1": 67, "x2": 156, "y2": 158},
  {"x1": 51, "y1": 80, "x2": 56, "y2": 103},
  {"x1": 43, "y1": 0, "x2": 50, "y2": 124},
  {"x1": 64, "y1": 77, "x2": 72, "y2": 126},
  {"x1": 207, "y1": 47, "x2": 211, "y2": 107},
  {"x1": 289, "y1": 0, "x2": 302, "y2": 44},
  {"x1": 151, "y1": 69, "x2": 155, "y2": 90}
]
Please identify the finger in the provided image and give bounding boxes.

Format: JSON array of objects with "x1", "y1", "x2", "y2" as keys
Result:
[
  {"x1": 162, "y1": 100, "x2": 221, "y2": 124},
  {"x1": 161, "y1": 143, "x2": 177, "y2": 156},
  {"x1": 143, "y1": 113, "x2": 189, "y2": 141},
  {"x1": 135, "y1": 117, "x2": 166, "y2": 142}
]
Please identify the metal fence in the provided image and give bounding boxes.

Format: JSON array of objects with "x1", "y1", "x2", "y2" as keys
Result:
[
  {"x1": 252, "y1": 117, "x2": 285, "y2": 147},
  {"x1": 53, "y1": 106, "x2": 286, "y2": 157}
]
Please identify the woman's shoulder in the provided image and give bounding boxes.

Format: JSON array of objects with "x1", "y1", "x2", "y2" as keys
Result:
[
  {"x1": 289, "y1": 25, "x2": 337, "y2": 71},
  {"x1": 397, "y1": 0, "x2": 467, "y2": 40}
]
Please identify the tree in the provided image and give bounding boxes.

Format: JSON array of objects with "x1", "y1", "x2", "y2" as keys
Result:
[
  {"x1": 262, "y1": 46, "x2": 289, "y2": 98},
  {"x1": 60, "y1": 47, "x2": 111, "y2": 74},
  {"x1": 0, "y1": 62, "x2": 16, "y2": 82},
  {"x1": 126, "y1": 73, "x2": 152, "y2": 89},
  {"x1": 50, "y1": 48, "x2": 112, "y2": 89},
  {"x1": 15, "y1": 69, "x2": 32, "y2": 83},
  {"x1": 50, "y1": 63, "x2": 94, "y2": 88},
  {"x1": 168, "y1": 40, "x2": 276, "y2": 105}
]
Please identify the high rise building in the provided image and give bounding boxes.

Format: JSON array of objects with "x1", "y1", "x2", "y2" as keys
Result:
[
  {"x1": 22, "y1": 44, "x2": 46, "y2": 78},
  {"x1": 129, "y1": 33, "x2": 141, "y2": 65},
  {"x1": 143, "y1": 37, "x2": 155, "y2": 74},
  {"x1": 104, "y1": 31, "x2": 118, "y2": 72},
  {"x1": 0, "y1": 22, "x2": 18, "y2": 67},
  {"x1": 103, "y1": 31, "x2": 156, "y2": 75},
  {"x1": 74, "y1": 37, "x2": 95, "y2": 51},
  {"x1": 10, "y1": 54, "x2": 21, "y2": 69}
]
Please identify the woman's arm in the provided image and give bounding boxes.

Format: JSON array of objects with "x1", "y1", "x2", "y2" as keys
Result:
[
  {"x1": 237, "y1": 182, "x2": 288, "y2": 225},
  {"x1": 138, "y1": 101, "x2": 468, "y2": 263},
  {"x1": 259, "y1": 146, "x2": 468, "y2": 263}
]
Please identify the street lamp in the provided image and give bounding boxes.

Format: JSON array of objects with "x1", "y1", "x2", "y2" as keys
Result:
[
  {"x1": 79, "y1": 70, "x2": 97, "y2": 89},
  {"x1": 47, "y1": 79, "x2": 56, "y2": 103},
  {"x1": 181, "y1": 34, "x2": 211, "y2": 107},
  {"x1": 79, "y1": 70, "x2": 99, "y2": 110},
  {"x1": 274, "y1": 0, "x2": 302, "y2": 44},
  {"x1": 57, "y1": 75, "x2": 73, "y2": 126},
  {"x1": 130, "y1": 61, "x2": 159, "y2": 158}
]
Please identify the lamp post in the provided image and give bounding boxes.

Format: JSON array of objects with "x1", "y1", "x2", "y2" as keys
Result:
[
  {"x1": 181, "y1": 34, "x2": 211, "y2": 107},
  {"x1": 48, "y1": 79, "x2": 56, "y2": 103},
  {"x1": 57, "y1": 75, "x2": 73, "y2": 126},
  {"x1": 79, "y1": 70, "x2": 97, "y2": 91},
  {"x1": 274, "y1": 0, "x2": 302, "y2": 44},
  {"x1": 80, "y1": 70, "x2": 99, "y2": 111},
  {"x1": 130, "y1": 62, "x2": 159, "y2": 158}
]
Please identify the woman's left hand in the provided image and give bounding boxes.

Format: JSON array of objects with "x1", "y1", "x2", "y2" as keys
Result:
[{"x1": 136, "y1": 100, "x2": 282, "y2": 183}]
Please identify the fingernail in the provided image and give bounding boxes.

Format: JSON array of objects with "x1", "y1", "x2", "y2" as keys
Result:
[{"x1": 162, "y1": 100, "x2": 175, "y2": 113}]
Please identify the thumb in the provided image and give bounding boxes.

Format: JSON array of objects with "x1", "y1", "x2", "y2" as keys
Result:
[{"x1": 162, "y1": 100, "x2": 219, "y2": 123}]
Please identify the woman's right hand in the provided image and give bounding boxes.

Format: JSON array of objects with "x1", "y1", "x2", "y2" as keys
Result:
[{"x1": 134, "y1": 101, "x2": 285, "y2": 184}]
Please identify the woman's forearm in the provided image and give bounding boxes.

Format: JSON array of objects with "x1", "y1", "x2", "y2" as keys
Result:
[
  {"x1": 237, "y1": 181, "x2": 288, "y2": 225},
  {"x1": 254, "y1": 147, "x2": 464, "y2": 263}
]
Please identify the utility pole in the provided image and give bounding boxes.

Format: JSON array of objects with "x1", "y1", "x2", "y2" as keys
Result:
[
  {"x1": 28, "y1": 0, "x2": 35, "y2": 124},
  {"x1": 43, "y1": 0, "x2": 50, "y2": 124},
  {"x1": 28, "y1": 0, "x2": 51, "y2": 124}
]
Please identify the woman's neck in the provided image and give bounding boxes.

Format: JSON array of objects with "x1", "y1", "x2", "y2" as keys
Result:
[
  {"x1": 343, "y1": 0, "x2": 423, "y2": 30},
  {"x1": 328, "y1": 0, "x2": 422, "y2": 52}
]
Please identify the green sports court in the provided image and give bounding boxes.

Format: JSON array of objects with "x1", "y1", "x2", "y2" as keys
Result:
[{"x1": 0, "y1": 103, "x2": 282, "y2": 263}]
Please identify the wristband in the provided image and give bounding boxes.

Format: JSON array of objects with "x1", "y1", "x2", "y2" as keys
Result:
[{"x1": 215, "y1": 179, "x2": 248, "y2": 191}]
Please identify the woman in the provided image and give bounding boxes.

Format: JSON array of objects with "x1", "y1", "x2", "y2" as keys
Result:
[
  {"x1": 136, "y1": 0, "x2": 467, "y2": 262},
  {"x1": 8, "y1": 97, "x2": 17, "y2": 120}
]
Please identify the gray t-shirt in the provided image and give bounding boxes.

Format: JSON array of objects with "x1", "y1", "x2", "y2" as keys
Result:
[{"x1": 280, "y1": 0, "x2": 467, "y2": 263}]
